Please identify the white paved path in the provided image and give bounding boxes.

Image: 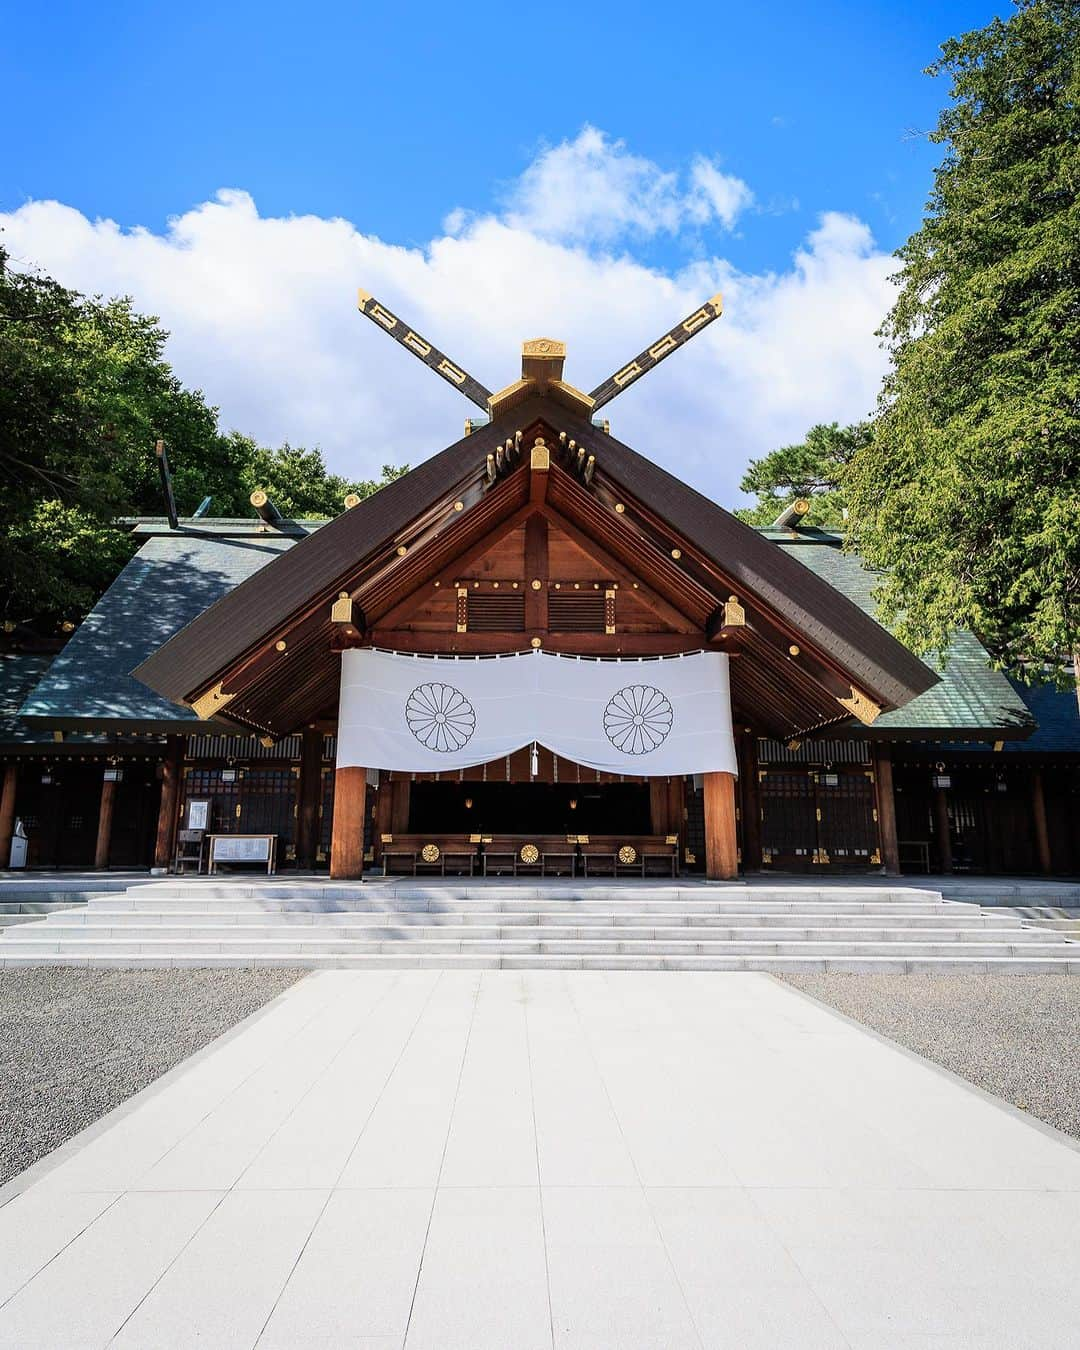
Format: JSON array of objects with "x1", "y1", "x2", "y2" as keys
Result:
[{"x1": 0, "y1": 972, "x2": 1076, "y2": 1349}]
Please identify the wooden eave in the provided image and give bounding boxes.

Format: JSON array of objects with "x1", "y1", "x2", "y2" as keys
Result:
[{"x1": 134, "y1": 394, "x2": 937, "y2": 739}]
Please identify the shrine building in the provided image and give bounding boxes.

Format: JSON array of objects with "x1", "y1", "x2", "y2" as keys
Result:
[{"x1": 2, "y1": 292, "x2": 1077, "y2": 879}]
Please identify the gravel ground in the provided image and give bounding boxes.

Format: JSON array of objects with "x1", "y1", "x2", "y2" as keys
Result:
[
  {"x1": 780, "y1": 974, "x2": 1080, "y2": 1142},
  {"x1": 0, "y1": 968, "x2": 305, "y2": 1187}
]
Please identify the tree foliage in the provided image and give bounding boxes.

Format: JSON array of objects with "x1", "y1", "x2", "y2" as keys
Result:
[
  {"x1": 734, "y1": 422, "x2": 870, "y2": 526},
  {"x1": 845, "y1": 0, "x2": 1080, "y2": 676},
  {"x1": 0, "y1": 250, "x2": 404, "y2": 634}
]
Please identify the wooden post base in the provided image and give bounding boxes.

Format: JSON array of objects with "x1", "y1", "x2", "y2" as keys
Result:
[
  {"x1": 703, "y1": 770, "x2": 739, "y2": 880},
  {"x1": 330, "y1": 765, "x2": 368, "y2": 880}
]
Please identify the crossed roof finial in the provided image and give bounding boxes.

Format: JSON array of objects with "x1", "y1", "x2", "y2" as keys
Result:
[{"x1": 356, "y1": 289, "x2": 723, "y2": 423}]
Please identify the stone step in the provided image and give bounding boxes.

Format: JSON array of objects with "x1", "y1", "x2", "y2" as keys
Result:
[
  {"x1": 8, "y1": 922, "x2": 1060, "y2": 945},
  {"x1": 64, "y1": 906, "x2": 1023, "y2": 930},
  {"x1": 1, "y1": 951, "x2": 1076, "y2": 973},
  {"x1": 83, "y1": 894, "x2": 973, "y2": 916},
  {"x1": 130, "y1": 883, "x2": 943, "y2": 902},
  {"x1": 5, "y1": 935, "x2": 1073, "y2": 958}
]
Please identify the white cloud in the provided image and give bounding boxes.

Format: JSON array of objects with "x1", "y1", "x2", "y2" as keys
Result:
[
  {"x1": 688, "y1": 157, "x2": 754, "y2": 229},
  {"x1": 0, "y1": 131, "x2": 896, "y2": 507},
  {"x1": 502, "y1": 127, "x2": 752, "y2": 243}
]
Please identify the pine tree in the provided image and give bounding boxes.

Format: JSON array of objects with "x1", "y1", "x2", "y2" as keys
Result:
[{"x1": 845, "y1": 0, "x2": 1080, "y2": 676}]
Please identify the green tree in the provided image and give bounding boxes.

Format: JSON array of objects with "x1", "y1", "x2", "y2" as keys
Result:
[
  {"x1": 0, "y1": 248, "x2": 243, "y2": 629},
  {"x1": 845, "y1": 0, "x2": 1080, "y2": 676},
  {"x1": 734, "y1": 421, "x2": 869, "y2": 526},
  {"x1": 0, "y1": 251, "x2": 404, "y2": 634},
  {"x1": 235, "y1": 436, "x2": 407, "y2": 518}
]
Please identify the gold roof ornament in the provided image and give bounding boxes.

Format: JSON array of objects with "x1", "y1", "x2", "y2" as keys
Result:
[
  {"x1": 838, "y1": 685, "x2": 882, "y2": 726},
  {"x1": 353, "y1": 287, "x2": 725, "y2": 425},
  {"x1": 190, "y1": 681, "x2": 235, "y2": 721}
]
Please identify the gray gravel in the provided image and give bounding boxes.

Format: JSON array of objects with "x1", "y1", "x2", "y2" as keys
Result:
[
  {"x1": 780, "y1": 974, "x2": 1080, "y2": 1142},
  {"x1": 0, "y1": 968, "x2": 304, "y2": 1186}
]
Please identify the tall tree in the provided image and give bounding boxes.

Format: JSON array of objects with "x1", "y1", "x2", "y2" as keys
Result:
[
  {"x1": 234, "y1": 436, "x2": 407, "y2": 518},
  {"x1": 845, "y1": 0, "x2": 1080, "y2": 675},
  {"x1": 0, "y1": 252, "x2": 403, "y2": 634},
  {"x1": 734, "y1": 421, "x2": 870, "y2": 526}
]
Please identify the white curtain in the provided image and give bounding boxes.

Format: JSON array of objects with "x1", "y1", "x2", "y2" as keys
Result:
[{"x1": 337, "y1": 648, "x2": 736, "y2": 776}]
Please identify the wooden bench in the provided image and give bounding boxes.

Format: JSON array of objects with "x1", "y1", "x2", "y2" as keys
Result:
[
  {"x1": 380, "y1": 835, "x2": 477, "y2": 876},
  {"x1": 574, "y1": 835, "x2": 679, "y2": 879},
  {"x1": 481, "y1": 837, "x2": 577, "y2": 878}
]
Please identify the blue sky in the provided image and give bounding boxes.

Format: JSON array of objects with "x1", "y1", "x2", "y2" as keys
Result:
[{"x1": 1, "y1": 0, "x2": 1009, "y2": 504}]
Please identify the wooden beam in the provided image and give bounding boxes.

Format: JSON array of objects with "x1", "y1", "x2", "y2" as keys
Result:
[
  {"x1": 590, "y1": 294, "x2": 723, "y2": 410},
  {"x1": 155, "y1": 440, "x2": 178, "y2": 530},
  {"x1": 0, "y1": 764, "x2": 17, "y2": 867},
  {"x1": 390, "y1": 777, "x2": 410, "y2": 834},
  {"x1": 94, "y1": 776, "x2": 117, "y2": 870},
  {"x1": 329, "y1": 765, "x2": 367, "y2": 879},
  {"x1": 250, "y1": 489, "x2": 283, "y2": 524},
  {"x1": 367, "y1": 630, "x2": 705, "y2": 655},
  {"x1": 529, "y1": 436, "x2": 550, "y2": 505},
  {"x1": 872, "y1": 744, "x2": 901, "y2": 877},
  {"x1": 524, "y1": 513, "x2": 548, "y2": 633},
  {"x1": 295, "y1": 726, "x2": 323, "y2": 869},
  {"x1": 649, "y1": 778, "x2": 669, "y2": 835},
  {"x1": 703, "y1": 770, "x2": 739, "y2": 880},
  {"x1": 357, "y1": 288, "x2": 492, "y2": 410},
  {"x1": 736, "y1": 731, "x2": 763, "y2": 872},
  {"x1": 932, "y1": 784, "x2": 953, "y2": 874},
  {"x1": 153, "y1": 735, "x2": 184, "y2": 870},
  {"x1": 1030, "y1": 768, "x2": 1053, "y2": 876}
]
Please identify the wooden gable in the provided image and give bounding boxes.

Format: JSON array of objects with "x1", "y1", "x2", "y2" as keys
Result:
[
  {"x1": 134, "y1": 394, "x2": 936, "y2": 742},
  {"x1": 374, "y1": 509, "x2": 696, "y2": 646}
]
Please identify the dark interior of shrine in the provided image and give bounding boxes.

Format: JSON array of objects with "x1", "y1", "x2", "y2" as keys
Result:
[{"x1": 407, "y1": 781, "x2": 652, "y2": 836}]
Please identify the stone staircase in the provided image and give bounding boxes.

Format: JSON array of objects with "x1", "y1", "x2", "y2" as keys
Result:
[{"x1": 2, "y1": 879, "x2": 1078, "y2": 972}]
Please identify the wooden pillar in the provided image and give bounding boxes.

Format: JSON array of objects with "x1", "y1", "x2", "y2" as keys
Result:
[
  {"x1": 295, "y1": 726, "x2": 323, "y2": 870},
  {"x1": 649, "y1": 779, "x2": 669, "y2": 835},
  {"x1": 666, "y1": 776, "x2": 685, "y2": 840},
  {"x1": 329, "y1": 765, "x2": 367, "y2": 879},
  {"x1": 390, "y1": 777, "x2": 411, "y2": 834},
  {"x1": 0, "y1": 764, "x2": 17, "y2": 868},
  {"x1": 703, "y1": 770, "x2": 739, "y2": 880},
  {"x1": 1030, "y1": 768, "x2": 1053, "y2": 876},
  {"x1": 736, "y1": 731, "x2": 763, "y2": 872},
  {"x1": 94, "y1": 777, "x2": 117, "y2": 870},
  {"x1": 373, "y1": 776, "x2": 394, "y2": 862},
  {"x1": 153, "y1": 735, "x2": 184, "y2": 870},
  {"x1": 872, "y1": 745, "x2": 901, "y2": 877},
  {"x1": 932, "y1": 784, "x2": 953, "y2": 875}
]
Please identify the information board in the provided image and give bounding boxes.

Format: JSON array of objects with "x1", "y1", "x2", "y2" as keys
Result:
[{"x1": 212, "y1": 836, "x2": 270, "y2": 862}]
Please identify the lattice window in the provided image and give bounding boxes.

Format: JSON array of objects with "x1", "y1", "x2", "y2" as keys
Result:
[
  {"x1": 466, "y1": 591, "x2": 526, "y2": 631},
  {"x1": 548, "y1": 589, "x2": 608, "y2": 632}
]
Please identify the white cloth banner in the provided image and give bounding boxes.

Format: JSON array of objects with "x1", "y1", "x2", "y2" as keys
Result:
[{"x1": 337, "y1": 648, "x2": 737, "y2": 776}]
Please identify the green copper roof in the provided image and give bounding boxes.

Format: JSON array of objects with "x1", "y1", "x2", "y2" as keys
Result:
[
  {"x1": 19, "y1": 526, "x2": 306, "y2": 731},
  {"x1": 0, "y1": 654, "x2": 55, "y2": 743},
  {"x1": 767, "y1": 532, "x2": 1033, "y2": 738}
]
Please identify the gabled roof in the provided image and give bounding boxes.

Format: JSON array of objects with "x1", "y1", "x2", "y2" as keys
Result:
[
  {"x1": 9, "y1": 501, "x2": 1053, "y2": 746},
  {"x1": 20, "y1": 523, "x2": 309, "y2": 731},
  {"x1": 134, "y1": 395, "x2": 937, "y2": 731}
]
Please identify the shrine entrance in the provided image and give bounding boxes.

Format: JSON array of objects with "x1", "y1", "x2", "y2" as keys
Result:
[{"x1": 408, "y1": 779, "x2": 651, "y2": 838}]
